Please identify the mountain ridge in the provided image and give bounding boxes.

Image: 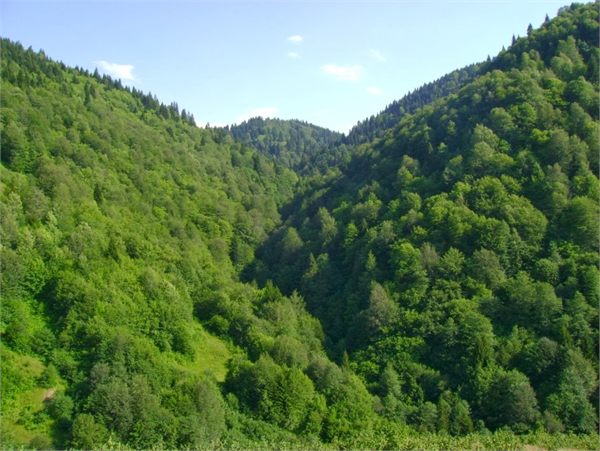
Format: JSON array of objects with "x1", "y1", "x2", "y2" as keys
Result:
[{"x1": 225, "y1": 63, "x2": 481, "y2": 176}]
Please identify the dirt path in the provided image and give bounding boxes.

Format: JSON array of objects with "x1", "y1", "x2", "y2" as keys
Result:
[{"x1": 43, "y1": 387, "x2": 57, "y2": 402}]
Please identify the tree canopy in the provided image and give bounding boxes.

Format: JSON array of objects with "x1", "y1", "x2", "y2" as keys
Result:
[{"x1": 1, "y1": 3, "x2": 599, "y2": 450}]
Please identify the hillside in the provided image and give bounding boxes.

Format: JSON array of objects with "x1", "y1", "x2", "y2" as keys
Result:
[
  {"x1": 229, "y1": 65, "x2": 479, "y2": 176},
  {"x1": 228, "y1": 117, "x2": 343, "y2": 174},
  {"x1": 1, "y1": 3, "x2": 599, "y2": 451},
  {"x1": 344, "y1": 63, "x2": 480, "y2": 147},
  {"x1": 253, "y1": 0, "x2": 599, "y2": 436},
  {"x1": 0, "y1": 38, "x2": 360, "y2": 450}
]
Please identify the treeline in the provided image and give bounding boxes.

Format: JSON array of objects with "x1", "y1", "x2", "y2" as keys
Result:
[
  {"x1": 227, "y1": 67, "x2": 479, "y2": 177},
  {"x1": 344, "y1": 63, "x2": 480, "y2": 147},
  {"x1": 1, "y1": 41, "x2": 198, "y2": 128}
]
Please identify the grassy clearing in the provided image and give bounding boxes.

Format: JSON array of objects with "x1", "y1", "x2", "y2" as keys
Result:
[
  {"x1": 193, "y1": 328, "x2": 232, "y2": 381},
  {"x1": 167, "y1": 323, "x2": 232, "y2": 382},
  {"x1": 0, "y1": 349, "x2": 54, "y2": 449}
]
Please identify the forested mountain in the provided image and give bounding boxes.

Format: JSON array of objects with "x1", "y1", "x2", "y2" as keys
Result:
[
  {"x1": 228, "y1": 118, "x2": 343, "y2": 173},
  {"x1": 1, "y1": 39, "x2": 362, "y2": 450},
  {"x1": 228, "y1": 66, "x2": 479, "y2": 176},
  {"x1": 1, "y1": 3, "x2": 599, "y2": 451},
  {"x1": 344, "y1": 63, "x2": 480, "y2": 147},
  {"x1": 253, "y1": 0, "x2": 600, "y2": 438}
]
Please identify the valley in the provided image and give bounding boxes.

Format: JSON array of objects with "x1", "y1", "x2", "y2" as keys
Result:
[{"x1": 1, "y1": 3, "x2": 599, "y2": 450}]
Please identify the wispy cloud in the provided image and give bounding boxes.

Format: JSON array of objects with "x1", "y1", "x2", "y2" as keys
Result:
[
  {"x1": 367, "y1": 87, "x2": 381, "y2": 95},
  {"x1": 287, "y1": 52, "x2": 300, "y2": 59},
  {"x1": 236, "y1": 107, "x2": 278, "y2": 124},
  {"x1": 370, "y1": 49, "x2": 386, "y2": 62},
  {"x1": 322, "y1": 64, "x2": 363, "y2": 81},
  {"x1": 94, "y1": 60, "x2": 136, "y2": 80},
  {"x1": 288, "y1": 35, "x2": 303, "y2": 43}
]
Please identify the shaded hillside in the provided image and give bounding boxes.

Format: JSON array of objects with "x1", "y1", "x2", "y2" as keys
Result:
[
  {"x1": 228, "y1": 118, "x2": 343, "y2": 173},
  {"x1": 253, "y1": 1, "x2": 599, "y2": 436}
]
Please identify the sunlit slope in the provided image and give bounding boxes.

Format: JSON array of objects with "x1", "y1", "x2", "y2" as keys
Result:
[{"x1": 253, "y1": 2, "x2": 599, "y2": 436}]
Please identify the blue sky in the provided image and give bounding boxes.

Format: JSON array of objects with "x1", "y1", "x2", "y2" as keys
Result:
[{"x1": 0, "y1": 1, "x2": 586, "y2": 133}]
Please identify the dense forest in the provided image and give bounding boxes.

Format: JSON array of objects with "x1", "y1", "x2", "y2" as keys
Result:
[
  {"x1": 228, "y1": 118, "x2": 343, "y2": 174},
  {"x1": 253, "y1": 0, "x2": 600, "y2": 440},
  {"x1": 344, "y1": 63, "x2": 480, "y2": 147},
  {"x1": 1, "y1": 3, "x2": 599, "y2": 451}
]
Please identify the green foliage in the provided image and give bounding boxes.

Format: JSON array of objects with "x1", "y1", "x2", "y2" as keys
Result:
[
  {"x1": 437, "y1": 391, "x2": 474, "y2": 436},
  {"x1": 361, "y1": 283, "x2": 399, "y2": 337},
  {"x1": 228, "y1": 117, "x2": 343, "y2": 174},
  {"x1": 0, "y1": 37, "x2": 330, "y2": 450},
  {"x1": 2, "y1": 4, "x2": 599, "y2": 448},
  {"x1": 559, "y1": 196, "x2": 600, "y2": 251},
  {"x1": 251, "y1": 2, "x2": 599, "y2": 443},
  {"x1": 483, "y1": 369, "x2": 541, "y2": 433},
  {"x1": 46, "y1": 392, "x2": 73, "y2": 422},
  {"x1": 346, "y1": 64, "x2": 480, "y2": 147},
  {"x1": 189, "y1": 379, "x2": 227, "y2": 446},
  {"x1": 70, "y1": 414, "x2": 110, "y2": 450}
]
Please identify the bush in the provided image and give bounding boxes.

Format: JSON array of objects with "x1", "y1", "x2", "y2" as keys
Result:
[
  {"x1": 70, "y1": 413, "x2": 109, "y2": 450},
  {"x1": 28, "y1": 435, "x2": 53, "y2": 451}
]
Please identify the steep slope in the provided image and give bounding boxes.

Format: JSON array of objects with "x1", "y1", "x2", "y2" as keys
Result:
[
  {"x1": 228, "y1": 117, "x2": 343, "y2": 173},
  {"x1": 2, "y1": 3, "x2": 599, "y2": 449},
  {"x1": 0, "y1": 39, "x2": 376, "y2": 450},
  {"x1": 253, "y1": 1, "x2": 599, "y2": 435},
  {"x1": 345, "y1": 63, "x2": 480, "y2": 147}
]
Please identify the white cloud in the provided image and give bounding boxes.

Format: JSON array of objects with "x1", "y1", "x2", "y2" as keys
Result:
[
  {"x1": 236, "y1": 107, "x2": 278, "y2": 124},
  {"x1": 287, "y1": 52, "x2": 300, "y2": 59},
  {"x1": 288, "y1": 35, "x2": 303, "y2": 43},
  {"x1": 370, "y1": 49, "x2": 386, "y2": 62},
  {"x1": 322, "y1": 64, "x2": 363, "y2": 81},
  {"x1": 367, "y1": 86, "x2": 381, "y2": 95},
  {"x1": 94, "y1": 60, "x2": 136, "y2": 80}
]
